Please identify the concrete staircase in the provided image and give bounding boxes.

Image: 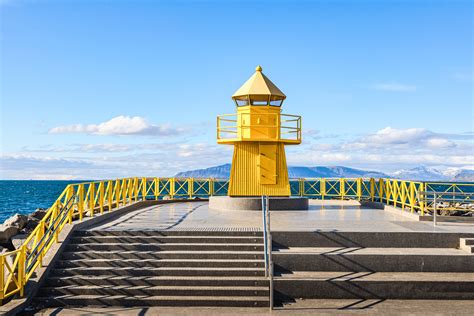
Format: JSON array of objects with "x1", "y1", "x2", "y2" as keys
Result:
[
  {"x1": 35, "y1": 230, "x2": 269, "y2": 307},
  {"x1": 460, "y1": 238, "x2": 474, "y2": 253},
  {"x1": 272, "y1": 231, "x2": 474, "y2": 301}
]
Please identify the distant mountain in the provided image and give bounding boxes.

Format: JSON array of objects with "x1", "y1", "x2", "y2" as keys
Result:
[
  {"x1": 391, "y1": 166, "x2": 446, "y2": 181},
  {"x1": 452, "y1": 170, "x2": 474, "y2": 182},
  {"x1": 175, "y1": 164, "x2": 474, "y2": 182},
  {"x1": 175, "y1": 164, "x2": 389, "y2": 179},
  {"x1": 390, "y1": 166, "x2": 474, "y2": 182},
  {"x1": 175, "y1": 164, "x2": 232, "y2": 179}
]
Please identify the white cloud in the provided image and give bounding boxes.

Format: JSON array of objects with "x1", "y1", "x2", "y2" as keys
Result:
[
  {"x1": 4, "y1": 126, "x2": 473, "y2": 180},
  {"x1": 49, "y1": 115, "x2": 188, "y2": 136},
  {"x1": 287, "y1": 126, "x2": 473, "y2": 171},
  {"x1": 371, "y1": 83, "x2": 417, "y2": 92}
]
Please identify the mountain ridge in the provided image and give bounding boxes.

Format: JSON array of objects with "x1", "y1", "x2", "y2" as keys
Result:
[{"x1": 175, "y1": 164, "x2": 474, "y2": 182}]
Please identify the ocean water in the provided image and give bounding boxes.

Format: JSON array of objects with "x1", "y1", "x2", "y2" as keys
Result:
[{"x1": 0, "y1": 180, "x2": 86, "y2": 224}]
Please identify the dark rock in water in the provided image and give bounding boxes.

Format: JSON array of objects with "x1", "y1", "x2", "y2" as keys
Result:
[
  {"x1": 4, "y1": 214, "x2": 29, "y2": 230},
  {"x1": 31, "y1": 208, "x2": 47, "y2": 220},
  {"x1": 22, "y1": 217, "x2": 40, "y2": 234}
]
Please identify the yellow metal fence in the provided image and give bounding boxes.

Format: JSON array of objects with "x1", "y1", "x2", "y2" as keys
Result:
[{"x1": 1, "y1": 177, "x2": 472, "y2": 302}]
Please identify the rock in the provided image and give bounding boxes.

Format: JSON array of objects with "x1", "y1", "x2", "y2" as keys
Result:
[
  {"x1": 30, "y1": 209, "x2": 47, "y2": 220},
  {"x1": 4, "y1": 214, "x2": 29, "y2": 230},
  {"x1": 0, "y1": 225, "x2": 19, "y2": 243},
  {"x1": 11, "y1": 234, "x2": 28, "y2": 250},
  {"x1": 439, "y1": 209, "x2": 467, "y2": 216},
  {"x1": 163, "y1": 195, "x2": 171, "y2": 200},
  {"x1": 21, "y1": 216, "x2": 40, "y2": 234}
]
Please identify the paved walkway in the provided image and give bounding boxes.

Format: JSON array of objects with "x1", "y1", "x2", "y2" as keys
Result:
[
  {"x1": 89, "y1": 200, "x2": 474, "y2": 233},
  {"x1": 36, "y1": 299, "x2": 474, "y2": 315}
]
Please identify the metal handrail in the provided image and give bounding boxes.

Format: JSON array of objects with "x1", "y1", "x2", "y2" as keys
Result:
[
  {"x1": 418, "y1": 191, "x2": 474, "y2": 226},
  {"x1": 261, "y1": 196, "x2": 273, "y2": 310}
]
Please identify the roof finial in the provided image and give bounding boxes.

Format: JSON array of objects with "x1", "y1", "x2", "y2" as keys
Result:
[{"x1": 255, "y1": 65, "x2": 262, "y2": 72}]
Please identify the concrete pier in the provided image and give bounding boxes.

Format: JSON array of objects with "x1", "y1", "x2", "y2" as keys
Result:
[{"x1": 21, "y1": 199, "x2": 474, "y2": 314}]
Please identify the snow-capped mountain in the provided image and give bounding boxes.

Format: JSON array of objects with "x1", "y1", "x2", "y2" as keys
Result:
[
  {"x1": 175, "y1": 164, "x2": 474, "y2": 182},
  {"x1": 391, "y1": 166, "x2": 474, "y2": 182},
  {"x1": 175, "y1": 164, "x2": 388, "y2": 179}
]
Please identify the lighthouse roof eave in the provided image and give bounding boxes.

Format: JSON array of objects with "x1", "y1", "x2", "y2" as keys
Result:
[{"x1": 232, "y1": 66, "x2": 286, "y2": 100}]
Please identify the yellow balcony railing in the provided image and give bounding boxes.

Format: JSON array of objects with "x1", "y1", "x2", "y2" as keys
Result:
[{"x1": 217, "y1": 113, "x2": 301, "y2": 144}]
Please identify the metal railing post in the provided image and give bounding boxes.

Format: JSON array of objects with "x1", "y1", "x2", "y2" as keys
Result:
[
  {"x1": 265, "y1": 195, "x2": 273, "y2": 310},
  {"x1": 262, "y1": 196, "x2": 268, "y2": 278},
  {"x1": 433, "y1": 193, "x2": 437, "y2": 226}
]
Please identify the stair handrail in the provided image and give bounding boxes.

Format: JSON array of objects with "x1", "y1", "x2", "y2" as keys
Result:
[
  {"x1": 261, "y1": 195, "x2": 273, "y2": 309},
  {"x1": 418, "y1": 191, "x2": 474, "y2": 226}
]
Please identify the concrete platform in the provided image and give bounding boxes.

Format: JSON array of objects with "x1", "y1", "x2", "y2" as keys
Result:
[
  {"x1": 209, "y1": 196, "x2": 308, "y2": 211},
  {"x1": 88, "y1": 200, "x2": 474, "y2": 233}
]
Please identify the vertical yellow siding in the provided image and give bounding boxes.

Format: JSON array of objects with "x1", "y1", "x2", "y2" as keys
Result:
[{"x1": 229, "y1": 142, "x2": 290, "y2": 196}]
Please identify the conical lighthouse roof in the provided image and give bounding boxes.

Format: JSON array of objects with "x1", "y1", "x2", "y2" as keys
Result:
[{"x1": 232, "y1": 66, "x2": 286, "y2": 99}]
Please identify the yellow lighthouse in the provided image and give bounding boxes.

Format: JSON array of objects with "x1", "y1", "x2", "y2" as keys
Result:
[{"x1": 217, "y1": 66, "x2": 302, "y2": 196}]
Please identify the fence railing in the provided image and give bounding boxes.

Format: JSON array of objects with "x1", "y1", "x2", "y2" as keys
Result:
[
  {"x1": 1, "y1": 177, "x2": 472, "y2": 302},
  {"x1": 217, "y1": 113, "x2": 301, "y2": 144}
]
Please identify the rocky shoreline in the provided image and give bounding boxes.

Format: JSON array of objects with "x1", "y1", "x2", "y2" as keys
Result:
[{"x1": 0, "y1": 209, "x2": 47, "y2": 253}]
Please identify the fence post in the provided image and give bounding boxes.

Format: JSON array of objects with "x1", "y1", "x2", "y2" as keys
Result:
[
  {"x1": 99, "y1": 182, "x2": 104, "y2": 214},
  {"x1": 142, "y1": 177, "x2": 147, "y2": 201},
  {"x1": 209, "y1": 178, "x2": 214, "y2": 197},
  {"x1": 19, "y1": 245, "x2": 26, "y2": 297},
  {"x1": 357, "y1": 178, "x2": 362, "y2": 201},
  {"x1": 299, "y1": 178, "x2": 304, "y2": 197},
  {"x1": 78, "y1": 184, "x2": 84, "y2": 221},
  {"x1": 107, "y1": 181, "x2": 113, "y2": 211},
  {"x1": 378, "y1": 179, "x2": 384, "y2": 203},
  {"x1": 66, "y1": 185, "x2": 73, "y2": 224},
  {"x1": 189, "y1": 178, "x2": 193, "y2": 199},
  {"x1": 170, "y1": 178, "x2": 175, "y2": 199},
  {"x1": 420, "y1": 182, "x2": 426, "y2": 216},
  {"x1": 340, "y1": 179, "x2": 345, "y2": 200},
  {"x1": 89, "y1": 183, "x2": 95, "y2": 218},
  {"x1": 401, "y1": 181, "x2": 406, "y2": 210},
  {"x1": 53, "y1": 202, "x2": 59, "y2": 242},
  {"x1": 0, "y1": 253, "x2": 4, "y2": 300},
  {"x1": 370, "y1": 178, "x2": 375, "y2": 201},
  {"x1": 154, "y1": 178, "x2": 159, "y2": 200},
  {"x1": 38, "y1": 221, "x2": 45, "y2": 267}
]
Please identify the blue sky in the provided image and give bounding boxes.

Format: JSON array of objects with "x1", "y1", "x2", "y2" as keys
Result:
[{"x1": 0, "y1": 0, "x2": 472, "y2": 179}]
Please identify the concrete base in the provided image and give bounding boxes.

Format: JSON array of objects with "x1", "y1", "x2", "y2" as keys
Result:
[{"x1": 209, "y1": 196, "x2": 309, "y2": 211}]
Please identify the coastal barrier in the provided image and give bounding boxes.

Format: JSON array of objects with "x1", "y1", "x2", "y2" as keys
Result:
[{"x1": 0, "y1": 177, "x2": 472, "y2": 302}]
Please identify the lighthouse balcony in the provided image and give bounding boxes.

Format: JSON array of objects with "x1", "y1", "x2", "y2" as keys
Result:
[{"x1": 217, "y1": 113, "x2": 301, "y2": 144}]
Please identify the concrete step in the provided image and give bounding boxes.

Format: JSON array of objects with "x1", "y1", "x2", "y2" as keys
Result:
[
  {"x1": 74, "y1": 230, "x2": 262, "y2": 237},
  {"x1": 34, "y1": 294, "x2": 269, "y2": 307},
  {"x1": 462, "y1": 238, "x2": 474, "y2": 246},
  {"x1": 45, "y1": 275, "x2": 269, "y2": 288},
  {"x1": 41, "y1": 285, "x2": 269, "y2": 297},
  {"x1": 273, "y1": 247, "x2": 474, "y2": 272},
  {"x1": 56, "y1": 258, "x2": 265, "y2": 269},
  {"x1": 460, "y1": 238, "x2": 474, "y2": 254},
  {"x1": 52, "y1": 266, "x2": 266, "y2": 277},
  {"x1": 69, "y1": 236, "x2": 264, "y2": 245},
  {"x1": 273, "y1": 231, "x2": 474, "y2": 248},
  {"x1": 274, "y1": 271, "x2": 474, "y2": 300},
  {"x1": 65, "y1": 243, "x2": 264, "y2": 252},
  {"x1": 61, "y1": 250, "x2": 264, "y2": 260}
]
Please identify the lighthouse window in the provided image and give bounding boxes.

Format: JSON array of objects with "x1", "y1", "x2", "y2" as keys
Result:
[
  {"x1": 250, "y1": 95, "x2": 269, "y2": 106},
  {"x1": 234, "y1": 96, "x2": 249, "y2": 106},
  {"x1": 269, "y1": 96, "x2": 284, "y2": 106}
]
